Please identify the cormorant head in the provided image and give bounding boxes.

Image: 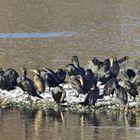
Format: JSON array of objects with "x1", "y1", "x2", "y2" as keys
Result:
[
  {"x1": 30, "y1": 69, "x2": 40, "y2": 75},
  {"x1": 69, "y1": 75, "x2": 84, "y2": 86},
  {"x1": 109, "y1": 56, "x2": 117, "y2": 67},
  {"x1": 75, "y1": 75, "x2": 84, "y2": 86},
  {"x1": 71, "y1": 56, "x2": 79, "y2": 66},
  {"x1": 92, "y1": 57, "x2": 100, "y2": 66},
  {"x1": 71, "y1": 56, "x2": 78, "y2": 61},
  {"x1": 85, "y1": 69, "x2": 94, "y2": 77},
  {"x1": 103, "y1": 59, "x2": 110, "y2": 72},
  {"x1": 20, "y1": 67, "x2": 27, "y2": 76}
]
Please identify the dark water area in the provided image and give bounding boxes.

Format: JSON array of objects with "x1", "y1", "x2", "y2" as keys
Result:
[
  {"x1": 0, "y1": 108, "x2": 140, "y2": 140},
  {"x1": 0, "y1": 0, "x2": 140, "y2": 140}
]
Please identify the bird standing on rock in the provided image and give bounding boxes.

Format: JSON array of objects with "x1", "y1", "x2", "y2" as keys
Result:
[
  {"x1": 109, "y1": 56, "x2": 129, "y2": 78},
  {"x1": 4, "y1": 68, "x2": 19, "y2": 87},
  {"x1": 122, "y1": 68, "x2": 136, "y2": 80},
  {"x1": 83, "y1": 69, "x2": 96, "y2": 92},
  {"x1": 40, "y1": 68, "x2": 61, "y2": 89},
  {"x1": 113, "y1": 80, "x2": 128, "y2": 112},
  {"x1": 124, "y1": 80, "x2": 139, "y2": 101},
  {"x1": 102, "y1": 77, "x2": 118, "y2": 97},
  {"x1": 79, "y1": 85, "x2": 100, "y2": 107},
  {"x1": 0, "y1": 67, "x2": 15, "y2": 90},
  {"x1": 55, "y1": 68, "x2": 66, "y2": 83},
  {"x1": 65, "y1": 56, "x2": 85, "y2": 77},
  {"x1": 30, "y1": 69, "x2": 46, "y2": 94},
  {"x1": 17, "y1": 67, "x2": 43, "y2": 99},
  {"x1": 52, "y1": 86, "x2": 66, "y2": 104},
  {"x1": 69, "y1": 75, "x2": 87, "y2": 94}
]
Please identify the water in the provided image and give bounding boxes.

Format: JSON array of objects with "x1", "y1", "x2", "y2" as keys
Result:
[
  {"x1": 0, "y1": 0, "x2": 140, "y2": 139},
  {"x1": 0, "y1": 108, "x2": 140, "y2": 140},
  {"x1": 0, "y1": 0, "x2": 140, "y2": 71}
]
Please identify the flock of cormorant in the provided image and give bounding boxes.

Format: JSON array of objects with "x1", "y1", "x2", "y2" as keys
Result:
[{"x1": 0, "y1": 55, "x2": 140, "y2": 112}]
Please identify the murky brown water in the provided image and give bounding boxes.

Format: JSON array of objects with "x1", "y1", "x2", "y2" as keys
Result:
[
  {"x1": 0, "y1": 0, "x2": 140, "y2": 139},
  {"x1": 0, "y1": 108, "x2": 140, "y2": 140},
  {"x1": 0, "y1": 0, "x2": 140, "y2": 72}
]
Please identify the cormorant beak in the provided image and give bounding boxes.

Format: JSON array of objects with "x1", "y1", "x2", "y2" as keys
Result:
[
  {"x1": 79, "y1": 77, "x2": 84, "y2": 86},
  {"x1": 60, "y1": 91, "x2": 66, "y2": 102},
  {"x1": 109, "y1": 58, "x2": 114, "y2": 67}
]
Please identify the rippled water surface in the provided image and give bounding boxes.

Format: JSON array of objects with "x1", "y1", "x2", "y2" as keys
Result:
[
  {"x1": 0, "y1": 0, "x2": 140, "y2": 71},
  {"x1": 0, "y1": 0, "x2": 140, "y2": 139},
  {"x1": 1, "y1": 108, "x2": 140, "y2": 140}
]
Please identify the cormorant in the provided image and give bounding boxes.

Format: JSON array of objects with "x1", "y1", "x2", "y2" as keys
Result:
[
  {"x1": 113, "y1": 80, "x2": 128, "y2": 112},
  {"x1": 65, "y1": 56, "x2": 85, "y2": 77},
  {"x1": 87, "y1": 57, "x2": 103, "y2": 78},
  {"x1": 4, "y1": 68, "x2": 19, "y2": 87},
  {"x1": 103, "y1": 58, "x2": 111, "y2": 73},
  {"x1": 69, "y1": 75, "x2": 87, "y2": 94},
  {"x1": 108, "y1": 56, "x2": 129, "y2": 78},
  {"x1": 55, "y1": 68, "x2": 66, "y2": 83},
  {"x1": 52, "y1": 86, "x2": 66, "y2": 103},
  {"x1": 109, "y1": 56, "x2": 120, "y2": 78},
  {"x1": 40, "y1": 68, "x2": 61, "y2": 89},
  {"x1": 0, "y1": 67, "x2": 15, "y2": 90},
  {"x1": 83, "y1": 69, "x2": 96, "y2": 92},
  {"x1": 79, "y1": 85, "x2": 100, "y2": 107},
  {"x1": 30, "y1": 69, "x2": 45, "y2": 94},
  {"x1": 103, "y1": 77, "x2": 118, "y2": 97},
  {"x1": 124, "y1": 80, "x2": 139, "y2": 100},
  {"x1": 71, "y1": 55, "x2": 85, "y2": 76},
  {"x1": 17, "y1": 67, "x2": 43, "y2": 99},
  {"x1": 122, "y1": 68, "x2": 136, "y2": 80}
]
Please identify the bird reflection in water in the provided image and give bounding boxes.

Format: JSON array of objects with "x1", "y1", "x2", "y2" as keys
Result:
[
  {"x1": 128, "y1": 111, "x2": 137, "y2": 127},
  {"x1": 47, "y1": 108, "x2": 65, "y2": 124},
  {"x1": 80, "y1": 112, "x2": 100, "y2": 126},
  {"x1": 20, "y1": 109, "x2": 46, "y2": 140},
  {"x1": 0, "y1": 108, "x2": 4, "y2": 123},
  {"x1": 79, "y1": 112, "x2": 100, "y2": 140},
  {"x1": 34, "y1": 109, "x2": 46, "y2": 140},
  {"x1": 117, "y1": 111, "x2": 129, "y2": 127}
]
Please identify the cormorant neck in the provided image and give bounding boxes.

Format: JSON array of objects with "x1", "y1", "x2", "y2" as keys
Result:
[
  {"x1": 73, "y1": 60, "x2": 80, "y2": 67},
  {"x1": 23, "y1": 69, "x2": 27, "y2": 77}
]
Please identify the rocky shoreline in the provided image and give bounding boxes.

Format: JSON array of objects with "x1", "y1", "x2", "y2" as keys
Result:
[{"x1": 0, "y1": 84, "x2": 139, "y2": 113}]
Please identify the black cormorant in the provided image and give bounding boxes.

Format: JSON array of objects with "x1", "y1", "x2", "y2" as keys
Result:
[
  {"x1": 65, "y1": 56, "x2": 85, "y2": 77},
  {"x1": 17, "y1": 67, "x2": 43, "y2": 99},
  {"x1": 124, "y1": 80, "x2": 139, "y2": 100},
  {"x1": 122, "y1": 68, "x2": 136, "y2": 80},
  {"x1": 79, "y1": 85, "x2": 100, "y2": 107},
  {"x1": 87, "y1": 57, "x2": 103, "y2": 78},
  {"x1": 83, "y1": 69, "x2": 96, "y2": 92},
  {"x1": 40, "y1": 68, "x2": 61, "y2": 89},
  {"x1": 0, "y1": 67, "x2": 15, "y2": 90},
  {"x1": 4, "y1": 68, "x2": 19, "y2": 87},
  {"x1": 55, "y1": 68, "x2": 66, "y2": 83},
  {"x1": 113, "y1": 80, "x2": 128, "y2": 112},
  {"x1": 103, "y1": 77, "x2": 118, "y2": 97},
  {"x1": 52, "y1": 86, "x2": 66, "y2": 103},
  {"x1": 109, "y1": 56, "x2": 129, "y2": 78}
]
